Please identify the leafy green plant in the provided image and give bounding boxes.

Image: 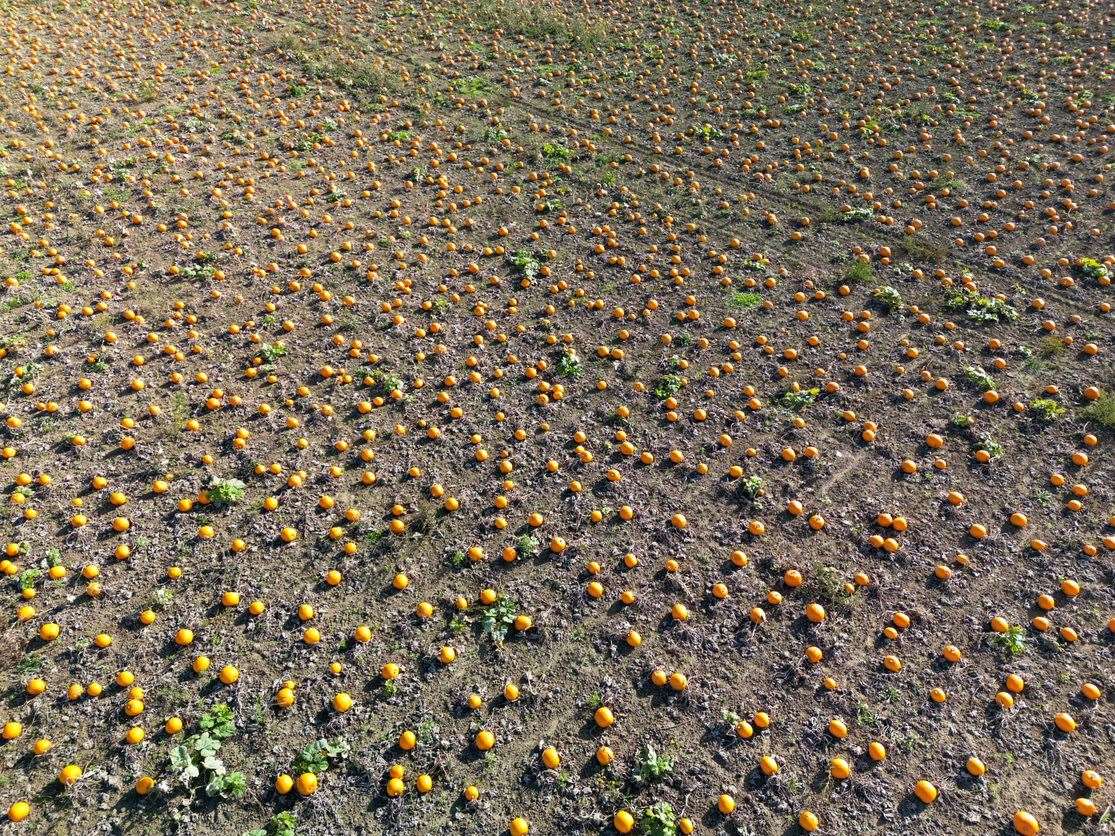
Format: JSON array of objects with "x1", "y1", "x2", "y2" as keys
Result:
[
  {"x1": 639, "y1": 802, "x2": 677, "y2": 836},
  {"x1": 169, "y1": 734, "x2": 222, "y2": 784},
  {"x1": 634, "y1": 745, "x2": 673, "y2": 783},
  {"x1": 780, "y1": 387, "x2": 819, "y2": 411},
  {"x1": 206, "y1": 771, "x2": 247, "y2": 800},
  {"x1": 480, "y1": 597, "x2": 518, "y2": 643},
  {"x1": 973, "y1": 436, "x2": 1004, "y2": 460},
  {"x1": 831, "y1": 205, "x2": 874, "y2": 223},
  {"x1": 259, "y1": 342, "x2": 287, "y2": 363},
  {"x1": 516, "y1": 534, "x2": 539, "y2": 559},
  {"x1": 871, "y1": 285, "x2": 903, "y2": 311},
  {"x1": 962, "y1": 365, "x2": 995, "y2": 392},
  {"x1": 245, "y1": 810, "x2": 298, "y2": 836},
  {"x1": 207, "y1": 478, "x2": 246, "y2": 507},
  {"x1": 945, "y1": 288, "x2": 1018, "y2": 324},
  {"x1": 654, "y1": 374, "x2": 682, "y2": 400},
  {"x1": 695, "y1": 122, "x2": 722, "y2": 140},
  {"x1": 168, "y1": 704, "x2": 243, "y2": 800},
  {"x1": 989, "y1": 625, "x2": 1026, "y2": 656},
  {"x1": 179, "y1": 263, "x2": 215, "y2": 281},
  {"x1": 291, "y1": 738, "x2": 350, "y2": 776},
  {"x1": 557, "y1": 350, "x2": 582, "y2": 378},
  {"x1": 1029, "y1": 398, "x2": 1064, "y2": 422},
  {"x1": 199, "y1": 703, "x2": 236, "y2": 740},
  {"x1": 1078, "y1": 257, "x2": 1109, "y2": 281},
  {"x1": 482, "y1": 127, "x2": 509, "y2": 143},
  {"x1": 509, "y1": 249, "x2": 540, "y2": 278},
  {"x1": 743, "y1": 255, "x2": 769, "y2": 273},
  {"x1": 17, "y1": 568, "x2": 40, "y2": 592},
  {"x1": 540, "y1": 141, "x2": 572, "y2": 162},
  {"x1": 737, "y1": 474, "x2": 764, "y2": 500},
  {"x1": 363, "y1": 369, "x2": 401, "y2": 394}
]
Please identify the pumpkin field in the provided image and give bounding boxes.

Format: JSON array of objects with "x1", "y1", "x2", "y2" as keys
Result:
[{"x1": 0, "y1": 0, "x2": 1113, "y2": 832}]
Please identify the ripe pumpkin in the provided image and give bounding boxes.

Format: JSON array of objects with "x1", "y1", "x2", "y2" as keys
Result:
[
  {"x1": 914, "y1": 779, "x2": 938, "y2": 804},
  {"x1": 1012, "y1": 810, "x2": 1040, "y2": 836}
]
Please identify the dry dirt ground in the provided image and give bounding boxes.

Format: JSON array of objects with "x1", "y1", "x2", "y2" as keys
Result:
[{"x1": 0, "y1": 0, "x2": 1113, "y2": 834}]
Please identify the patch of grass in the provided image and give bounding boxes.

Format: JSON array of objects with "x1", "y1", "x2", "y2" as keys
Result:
[
  {"x1": 843, "y1": 259, "x2": 874, "y2": 285},
  {"x1": 15, "y1": 654, "x2": 43, "y2": 675},
  {"x1": 1081, "y1": 394, "x2": 1115, "y2": 429},
  {"x1": 1036, "y1": 336, "x2": 1065, "y2": 358},
  {"x1": 899, "y1": 235, "x2": 950, "y2": 264},
  {"x1": 474, "y1": 0, "x2": 607, "y2": 48},
  {"x1": 728, "y1": 291, "x2": 762, "y2": 310},
  {"x1": 930, "y1": 171, "x2": 966, "y2": 193},
  {"x1": 136, "y1": 80, "x2": 158, "y2": 102},
  {"x1": 453, "y1": 76, "x2": 497, "y2": 98},
  {"x1": 807, "y1": 565, "x2": 857, "y2": 610}
]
